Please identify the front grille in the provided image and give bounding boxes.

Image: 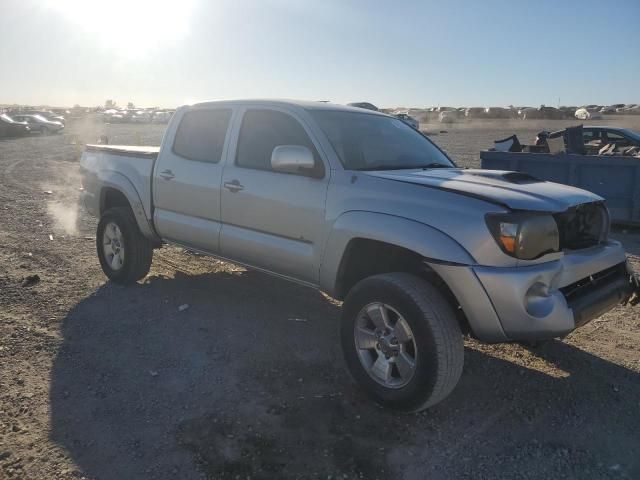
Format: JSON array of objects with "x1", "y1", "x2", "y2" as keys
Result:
[
  {"x1": 559, "y1": 262, "x2": 631, "y2": 327},
  {"x1": 560, "y1": 263, "x2": 626, "y2": 302},
  {"x1": 554, "y1": 202, "x2": 608, "y2": 251}
]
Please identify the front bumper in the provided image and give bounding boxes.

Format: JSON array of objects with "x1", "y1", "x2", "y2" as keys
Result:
[{"x1": 430, "y1": 241, "x2": 635, "y2": 342}]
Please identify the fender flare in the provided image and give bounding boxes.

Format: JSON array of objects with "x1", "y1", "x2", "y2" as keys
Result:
[
  {"x1": 97, "y1": 170, "x2": 160, "y2": 242},
  {"x1": 319, "y1": 210, "x2": 475, "y2": 296}
]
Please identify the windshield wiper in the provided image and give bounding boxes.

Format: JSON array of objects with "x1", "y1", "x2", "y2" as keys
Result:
[{"x1": 419, "y1": 163, "x2": 452, "y2": 169}]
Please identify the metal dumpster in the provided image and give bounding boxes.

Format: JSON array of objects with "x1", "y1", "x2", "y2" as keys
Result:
[{"x1": 480, "y1": 150, "x2": 640, "y2": 224}]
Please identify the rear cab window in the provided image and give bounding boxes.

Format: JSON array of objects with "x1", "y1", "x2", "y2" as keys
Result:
[{"x1": 172, "y1": 109, "x2": 232, "y2": 163}]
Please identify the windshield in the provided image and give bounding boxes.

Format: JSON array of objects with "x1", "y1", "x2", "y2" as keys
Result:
[
  {"x1": 309, "y1": 110, "x2": 454, "y2": 171},
  {"x1": 0, "y1": 114, "x2": 18, "y2": 123}
]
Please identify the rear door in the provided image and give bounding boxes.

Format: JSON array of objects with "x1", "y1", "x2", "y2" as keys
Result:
[
  {"x1": 153, "y1": 107, "x2": 234, "y2": 252},
  {"x1": 219, "y1": 107, "x2": 330, "y2": 284}
]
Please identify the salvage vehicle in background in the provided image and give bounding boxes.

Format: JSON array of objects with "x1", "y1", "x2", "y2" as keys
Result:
[
  {"x1": 438, "y1": 110, "x2": 458, "y2": 123},
  {"x1": 575, "y1": 107, "x2": 603, "y2": 120},
  {"x1": 539, "y1": 126, "x2": 640, "y2": 150},
  {"x1": 465, "y1": 107, "x2": 487, "y2": 119},
  {"x1": 0, "y1": 114, "x2": 31, "y2": 137},
  {"x1": 394, "y1": 112, "x2": 419, "y2": 129},
  {"x1": 80, "y1": 99, "x2": 638, "y2": 412},
  {"x1": 151, "y1": 111, "x2": 173, "y2": 124},
  {"x1": 577, "y1": 126, "x2": 640, "y2": 148},
  {"x1": 483, "y1": 107, "x2": 512, "y2": 119},
  {"x1": 11, "y1": 114, "x2": 64, "y2": 134},
  {"x1": 520, "y1": 106, "x2": 567, "y2": 120},
  {"x1": 131, "y1": 111, "x2": 152, "y2": 123},
  {"x1": 620, "y1": 104, "x2": 640, "y2": 115},
  {"x1": 482, "y1": 125, "x2": 640, "y2": 223}
]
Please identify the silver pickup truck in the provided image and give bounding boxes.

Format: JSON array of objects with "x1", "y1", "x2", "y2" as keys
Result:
[{"x1": 80, "y1": 99, "x2": 637, "y2": 412}]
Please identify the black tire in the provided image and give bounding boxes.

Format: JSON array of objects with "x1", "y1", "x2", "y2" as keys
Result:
[
  {"x1": 96, "y1": 207, "x2": 153, "y2": 284},
  {"x1": 341, "y1": 273, "x2": 464, "y2": 412}
]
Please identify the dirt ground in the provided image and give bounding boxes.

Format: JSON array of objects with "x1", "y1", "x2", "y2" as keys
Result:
[{"x1": 1, "y1": 115, "x2": 639, "y2": 480}]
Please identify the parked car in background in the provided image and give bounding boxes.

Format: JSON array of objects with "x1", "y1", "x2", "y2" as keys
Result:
[
  {"x1": 151, "y1": 111, "x2": 173, "y2": 124},
  {"x1": 102, "y1": 109, "x2": 119, "y2": 122},
  {"x1": 131, "y1": 111, "x2": 152, "y2": 123},
  {"x1": 11, "y1": 114, "x2": 64, "y2": 134},
  {"x1": 465, "y1": 107, "x2": 486, "y2": 119},
  {"x1": 0, "y1": 114, "x2": 31, "y2": 137},
  {"x1": 106, "y1": 113, "x2": 126, "y2": 123},
  {"x1": 539, "y1": 106, "x2": 566, "y2": 119},
  {"x1": 609, "y1": 104, "x2": 626, "y2": 110},
  {"x1": 620, "y1": 105, "x2": 640, "y2": 115},
  {"x1": 394, "y1": 113, "x2": 419, "y2": 129},
  {"x1": 483, "y1": 107, "x2": 511, "y2": 119},
  {"x1": 558, "y1": 106, "x2": 578, "y2": 117},
  {"x1": 521, "y1": 106, "x2": 566, "y2": 120},
  {"x1": 347, "y1": 102, "x2": 379, "y2": 111},
  {"x1": 439, "y1": 110, "x2": 458, "y2": 123},
  {"x1": 518, "y1": 107, "x2": 538, "y2": 119},
  {"x1": 25, "y1": 110, "x2": 66, "y2": 125},
  {"x1": 575, "y1": 107, "x2": 603, "y2": 120}
]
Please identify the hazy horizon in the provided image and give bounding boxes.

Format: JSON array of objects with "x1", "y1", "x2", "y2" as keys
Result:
[{"x1": 1, "y1": 0, "x2": 638, "y2": 109}]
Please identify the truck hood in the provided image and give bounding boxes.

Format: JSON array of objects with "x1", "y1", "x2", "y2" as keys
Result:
[{"x1": 364, "y1": 168, "x2": 603, "y2": 212}]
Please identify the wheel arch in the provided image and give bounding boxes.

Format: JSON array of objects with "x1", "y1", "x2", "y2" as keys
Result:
[
  {"x1": 97, "y1": 172, "x2": 160, "y2": 243},
  {"x1": 320, "y1": 211, "x2": 475, "y2": 299}
]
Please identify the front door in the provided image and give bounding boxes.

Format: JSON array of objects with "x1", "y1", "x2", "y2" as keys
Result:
[{"x1": 220, "y1": 107, "x2": 330, "y2": 284}]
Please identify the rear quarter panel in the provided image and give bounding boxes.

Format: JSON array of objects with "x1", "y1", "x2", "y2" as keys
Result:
[{"x1": 80, "y1": 149, "x2": 158, "y2": 239}]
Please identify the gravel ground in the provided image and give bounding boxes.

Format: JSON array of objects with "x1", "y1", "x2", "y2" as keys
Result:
[{"x1": 0, "y1": 115, "x2": 639, "y2": 480}]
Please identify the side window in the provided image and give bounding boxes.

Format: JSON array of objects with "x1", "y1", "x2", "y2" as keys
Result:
[
  {"x1": 236, "y1": 109, "x2": 321, "y2": 173},
  {"x1": 605, "y1": 131, "x2": 626, "y2": 142},
  {"x1": 582, "y1": 130, "x2": 600, "y2": 143},
  {"x1": 173, "y1": 109, "x2": 232, "y2": 163}
]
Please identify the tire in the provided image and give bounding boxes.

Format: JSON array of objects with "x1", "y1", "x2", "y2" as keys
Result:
[
  {"x1": 96, "y1": 207, "x2": 153, "y2": 284},
  {"x1": 341, "y1": 273, "x2": 464, "y2": 412}
]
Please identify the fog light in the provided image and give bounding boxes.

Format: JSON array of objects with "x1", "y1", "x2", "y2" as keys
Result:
[{"x1": 524, "y1": 282, "x2": 554, "y2": 317}]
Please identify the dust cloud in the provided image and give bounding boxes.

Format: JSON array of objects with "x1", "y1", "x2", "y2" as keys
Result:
[
  {"x1": 47, "y1": 201, "x2": 79, "y2": 236},
  {"x1": 42, "y1": 168, "x2": 83, "y2": 237}
]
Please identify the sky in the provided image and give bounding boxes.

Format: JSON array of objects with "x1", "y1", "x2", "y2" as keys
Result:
[{"x1": 1, "y1": 0, "x2": 638, "y2": 108}]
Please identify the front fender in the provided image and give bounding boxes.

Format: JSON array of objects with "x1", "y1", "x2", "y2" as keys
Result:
[
  {"x1": 319, "y1": 210, "x2": 475, "y2": 296},
  {"x1": 96, "y1": 171, "x2": 159, "y2": 242}
]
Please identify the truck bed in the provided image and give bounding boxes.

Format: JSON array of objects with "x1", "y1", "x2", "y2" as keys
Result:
[{"x1": 80, "y1": 144, "x2": 159, "y2": 223}]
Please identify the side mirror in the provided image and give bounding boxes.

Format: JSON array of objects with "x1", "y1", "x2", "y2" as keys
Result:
[{"x1": 271, "y1": 145, "x2": 318, "y2": 176}]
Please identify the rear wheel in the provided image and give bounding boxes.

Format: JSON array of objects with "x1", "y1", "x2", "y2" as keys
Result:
[
  {"x1": 341, "y1": 273, "x2": 464, "y2": 412},
  {"x1": 97, "y1": 207, "x2": 153, "y2": 284}
]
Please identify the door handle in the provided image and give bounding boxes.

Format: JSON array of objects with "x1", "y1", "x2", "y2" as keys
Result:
[
  {"x1": 224, "y1": 180, "x2": 244, "y2": 192},
  {"x1": 159, "y1": 169, "x2": 175, "y2": 180}
]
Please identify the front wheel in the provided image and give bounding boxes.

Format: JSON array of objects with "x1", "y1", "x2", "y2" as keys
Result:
[
  {"x1": 97, "y1": 207, "x2": 153, "y2": 284},
  {"x1": 341, "y1": 273, "x2": 464, "y2": 412}
]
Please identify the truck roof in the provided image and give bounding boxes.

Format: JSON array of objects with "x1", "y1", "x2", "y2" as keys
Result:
[{"x1": 191, "y1": 99, "x2": 388, "y2": 115}]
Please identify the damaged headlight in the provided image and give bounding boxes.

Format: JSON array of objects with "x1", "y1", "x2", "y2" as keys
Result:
[{"x1": 486, "y1": 213, "x2": 560, "y2": 260}]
